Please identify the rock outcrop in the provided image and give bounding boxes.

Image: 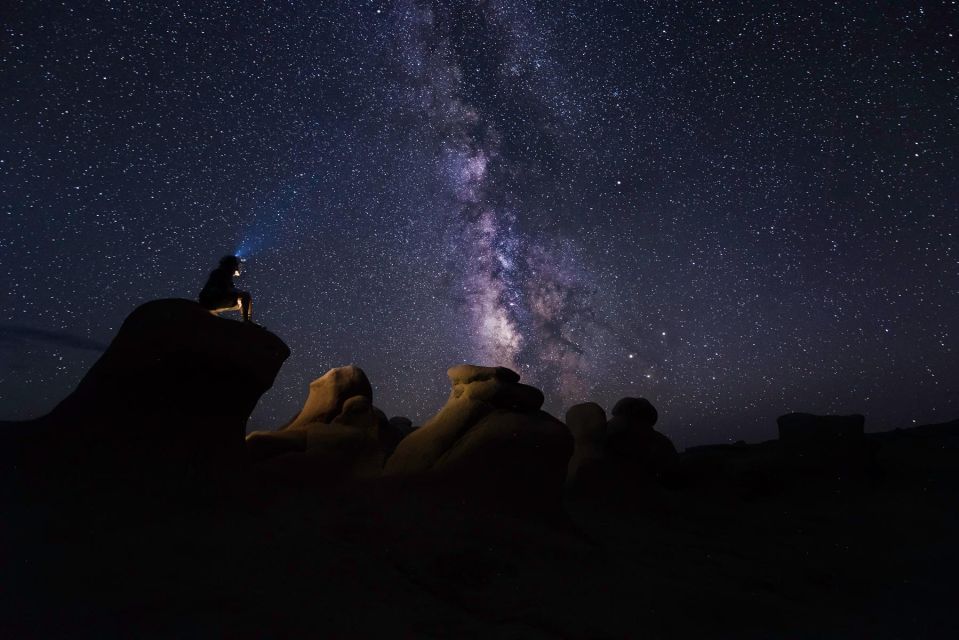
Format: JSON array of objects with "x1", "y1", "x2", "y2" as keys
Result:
[
  {"x1": 565, "y1": 402, "x2": 607, "y2": 487},
  {"x1": 247, "y1": 365, "x2": 393, "y2": 481},
  {"x1": 776, "y1": 412, "x2": 875, "y2": 474},
  {"x1": 610, "y1": 397, "x2": 658, "y2": 429},
  {"x1": 385, "y1": 365, "x2": 572, "y2": 509},
  {"x1": 281, "y1": 365, "x2": 374, "y2": 430},
  {"x1": 11, "y1": 298, "x2": 290, "y2": 489},
  {"x1": 388, "y1": 416, "x2": 415, "y2": 438},
  {"x1": 777, "y1": 413, "x2": 865, "y2": 448},
  {"x1": 381, "y1": 416, "x2": 414, "y2": 457},
  {"x1": 563, "y1": 397, "x2": 679, "y2": 498},
  {"x1": 605, "y1": 396, "x2": 679, "y2": 482}
]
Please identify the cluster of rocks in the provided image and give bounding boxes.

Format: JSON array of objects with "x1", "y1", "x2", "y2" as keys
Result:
[
  {"x1": 0, "y1": 299, "x2": 681, "y2": 508},
  {"x1": 565, "y1": 397, "x2": 679, "y2": 496},
  {"x1": 240, "y1": 363, "x2": 575, "y2": 507},
  {"x1": 0, "y1": 300, "x2": 711, "y2": 505},
  {"x1": 3, "y1": 297, "x2": 890, "y2": 508},
  {"x1": 243, "y1": 360, "x2": 678, "y2": 508},
  {"x1": 384, "y1": 364, "x2": 572, "y2": 507}
]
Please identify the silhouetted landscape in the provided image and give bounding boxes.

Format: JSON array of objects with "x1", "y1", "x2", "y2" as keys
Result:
[{"x1": 3, "y1": 299, "x2": 958, "y2": 638}]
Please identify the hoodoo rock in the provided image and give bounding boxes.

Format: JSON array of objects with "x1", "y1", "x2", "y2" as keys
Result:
[
  {"x1": 565, "y1": 402, "x2": 607, "y2": 487},
  {"x1": 389, "y1": 416, "x2": 413, "y2": 429},
  {"x1": 380, "y1": 416, "x2": 414, "y2": 458},
  {"x1": 605, "y1": 396, "x2": 679, "y2": 483},
  {"x1": 281, "y1": 365, "x2": 373, "y2": 430},
  {"x1": 388, "y1": 416, "x2": 415, "y2": 438},
  {"x1": 385, "y1": 365, "x2": 572, "y2": 509},
  {"x1": 247, "y1": 365, "x2": 394, "y2": 481},
  {"x1": 10, "y1": 298, "x2": 290, "y2": 488},
  {"x1": 611, "y1": 397, "x2": 658, "y2": 428}
]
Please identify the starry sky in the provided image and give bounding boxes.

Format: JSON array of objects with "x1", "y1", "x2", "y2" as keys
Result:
[{"x1": 1, "y1": 1, "x2": 956, "y2": 447}]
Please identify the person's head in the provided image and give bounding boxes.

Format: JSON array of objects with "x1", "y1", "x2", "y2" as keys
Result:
[{"x1": 219, "y1": 254, "x2": 242, "y2": 276}]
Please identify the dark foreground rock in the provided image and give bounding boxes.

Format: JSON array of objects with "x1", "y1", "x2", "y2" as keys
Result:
[
  {"x1": 5, "y1": 298, "x2": 289, "y2": 492},
  {"x1": 385, "y1": 364, "x2": 572, "y2": 509},
  {"x1": 4, "y1": 418, "x2": 959, "y2": 638},
  {"x1": 566, "y1": 397, "x2": 679, "y2": 500},
  {"x1": 3, "y1": 311, "x2": 958, "y2": 637},
  {"x1": 775, "y1": 412, "x2": 877, "y2": 477},
  {"x1": 564, "y1": 401, "x2": 606, "y2": 488},
  {"x1": 606, "y1": 396, "x2": 679, "y2": 481}
]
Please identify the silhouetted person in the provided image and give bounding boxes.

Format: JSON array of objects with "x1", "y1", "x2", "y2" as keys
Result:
[{"x1": 199, "y1": 255, "x2": 253, "y2": 322}]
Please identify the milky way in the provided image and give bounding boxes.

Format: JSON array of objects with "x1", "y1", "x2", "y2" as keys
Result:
[
  {"x1": 0, "y1": 1, "x2": 956, "y2": 446},
  {"x1": 396, "y1": 0, "x2": 529, "y2": 369},
  {"x1": 391, "y1": 0, "x2": 601, "y2": 398}
]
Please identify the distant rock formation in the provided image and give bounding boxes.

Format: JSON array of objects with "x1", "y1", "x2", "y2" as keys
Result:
[
  {"x1": 776, "y1": 412, "x2": 876, "y2": 474},
  {"x1": 9, "y1": 298, "x2": 289, "y2": 489},
  {"x1": 247, "y1": 365, "x2": 395, "y2": 481},
  {"x1": 385, "y1": 365, "x2": 572, "y2": 509},
  {"x1": 777, "y1": 413, "x2": 865, "y2": 447}
]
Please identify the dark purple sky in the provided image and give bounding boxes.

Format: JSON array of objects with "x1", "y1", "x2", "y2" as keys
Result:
[{"x1": 1, "y1": 1, "x2": 956, "y2": 447}]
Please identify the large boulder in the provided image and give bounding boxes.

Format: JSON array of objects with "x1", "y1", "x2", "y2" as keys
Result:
[
  {"x1": 247, "y1": 366, "x2": 394, "y2": 481},
  {"x1": 388, "y1": 416, "x2": 415, "y2": 438},
  {"x1": 9, "y1": 298, "x2": 290, "y2": 489},
  {"x1": 281, "y1": 365, "x2": 373, "y2": 430},
  {"x1": 611, "y1": 397, "x2": 658, "y2": 428},
  {"x1": 385, "y1": 365, "x2": 572, "y2": 509},
  {"x1": 565, "y1": 402, "x2": 607, "y2": 487},
  {"x1": 605, "y1": 397, "x2": 679, "y2": 484},
  {"x1": 381, "y1": 416, "x2": 414, "y2": 458}
]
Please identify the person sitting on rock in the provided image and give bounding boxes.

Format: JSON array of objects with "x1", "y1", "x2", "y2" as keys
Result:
[{"x1": 199, "y1": 255, "x2": 253, "y2": 322}]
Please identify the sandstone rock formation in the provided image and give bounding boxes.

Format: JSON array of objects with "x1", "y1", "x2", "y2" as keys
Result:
[
  {"x1": 388, "y1": 416, "x2": 415, "y2": 438},
  {"x1": 282, "y1": 365, "x2": 374, "y2": 430},
  {"x1": 605, "y1": 396, "x2": 679, "y2": 482},
  {"x1": 9, "y1": 298, "x2": 290, "y2": 489},
  {"x1": 381, "y1": 416, "x2": 413, "y2": 457},
  {"x1": 247, "y1": 365, "x2": 394, "y2": 481},
  {"x1": 610, "y1": 397, "x2": 658, "y2": 429},
  {"x1": 564, "y1": 402, "x2": 607, "y2": 487},
  {"x1": 564, "y1": 396, "x2": 679, "y2": 495},
  {"x1": 385, "y1": 365, "x2": 572, "y2": 509}
]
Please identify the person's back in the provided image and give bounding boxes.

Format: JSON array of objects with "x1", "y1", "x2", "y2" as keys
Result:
[
  {"x1": 199, "y1": 255, "x2": 253, "y2": 322},
  {"x1": 200, "y1": 264, "x2": 234, "y2": 297}
]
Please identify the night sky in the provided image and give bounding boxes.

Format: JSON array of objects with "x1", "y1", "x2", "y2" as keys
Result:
[{"x1": 1, "y1": 1, "x2": 956, "y2": 447}]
